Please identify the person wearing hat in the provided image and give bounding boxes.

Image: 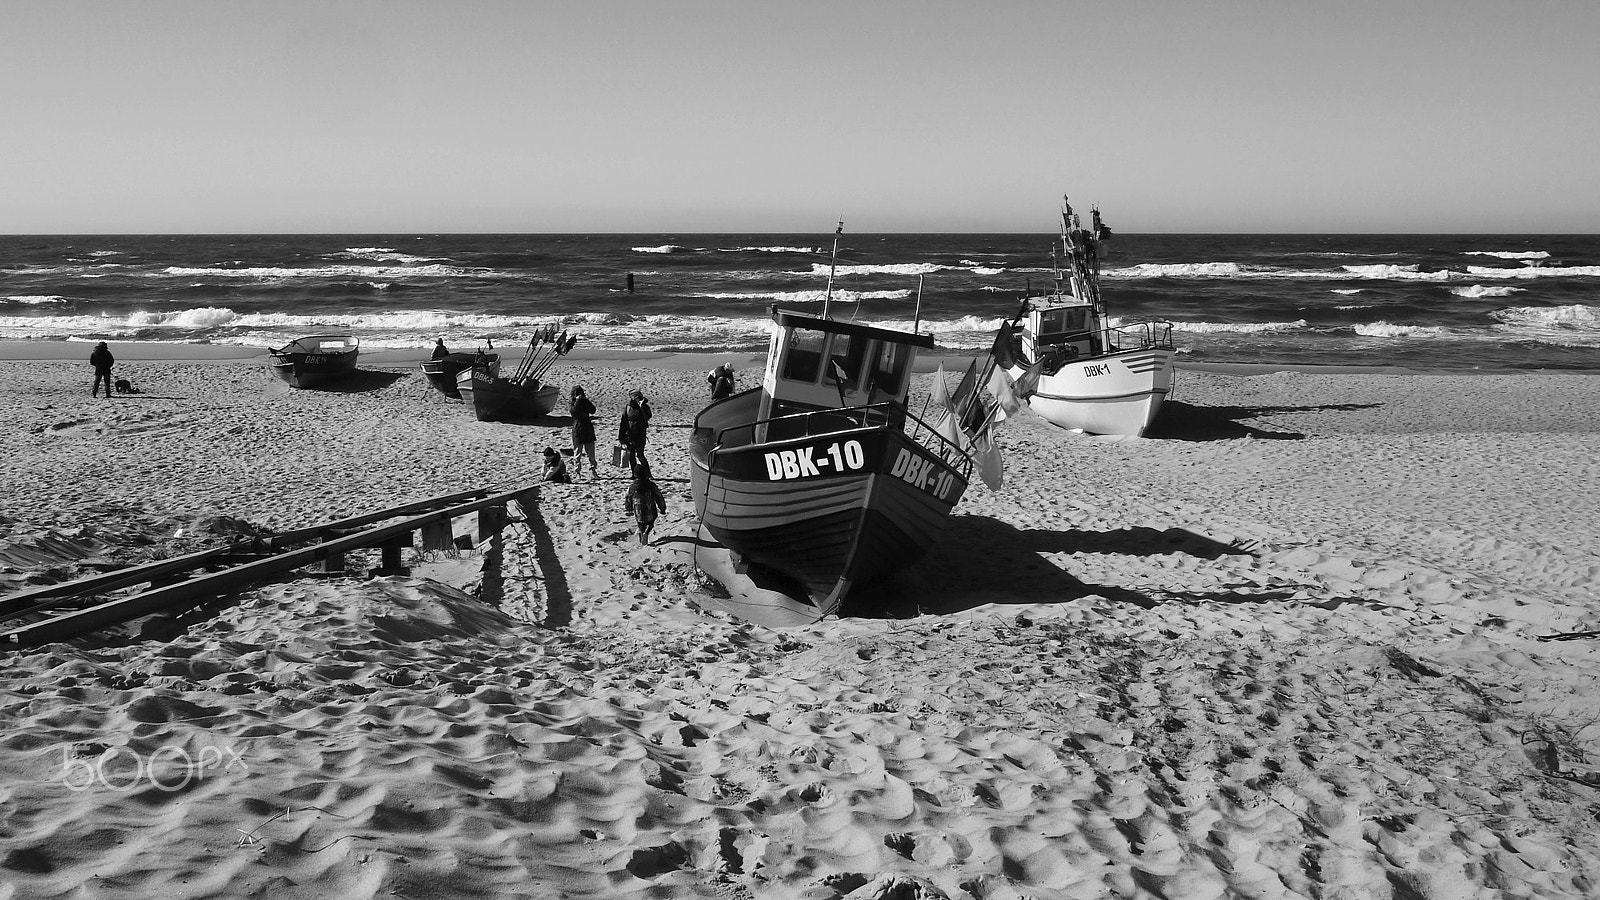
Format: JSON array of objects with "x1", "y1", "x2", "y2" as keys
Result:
[
  {"x1": 708, "y1": 363, "x2": 735, "y2": 400},
  {"x1": 431, "y1": 338, "x2": 450, "y2": 360},
  {"x1": 617, "y1": 389, "x2": 653, "y2": 471},
  {"x1": 541, "y1": 447, "x2": 571, "y2": 484},
  {"x1": 89, "y1": 342, "x2": 115, "y2": 399},
  {"x1": 568, "y1": 386, "x2": 598, "y2": 479}
]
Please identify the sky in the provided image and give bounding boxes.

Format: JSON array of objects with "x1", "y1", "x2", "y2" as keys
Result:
[{"x1": 3, "y1": 0, "x2": 1597, "y2": 234}]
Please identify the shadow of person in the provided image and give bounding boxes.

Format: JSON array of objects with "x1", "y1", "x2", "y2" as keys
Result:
[
  {"x1": 838, "y1": 513, "x2": 1254, "y2": 619},
  {"x1": 299, "y1": 370, "x2": 407, "y2": 394}
]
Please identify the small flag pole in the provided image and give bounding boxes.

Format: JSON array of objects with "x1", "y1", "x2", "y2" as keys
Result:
[{"x1": 822, "y1": 219, "x2": 843, "y2": 320}]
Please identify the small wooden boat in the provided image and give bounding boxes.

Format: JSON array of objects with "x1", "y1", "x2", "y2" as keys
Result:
[
  {"x1": 268, "y1": 335, "x2": 360, "y2": 388},
  {"x1": 454, "y1": 327, "x2": 575, "y2": 422},
  {"x1": 422, "y1": 350, "x2": 500, "y2": 398},
  {"x1": 690, "y1": 228, "x2": 972, "y2": 621},
  {"x1": 997, "y1": 197, "x2": 1176, "y2": 437}
]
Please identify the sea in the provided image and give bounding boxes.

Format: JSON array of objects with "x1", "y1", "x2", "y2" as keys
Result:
[{"x1": 2, "y1": 232, "x2": 1598, "y2": 370}]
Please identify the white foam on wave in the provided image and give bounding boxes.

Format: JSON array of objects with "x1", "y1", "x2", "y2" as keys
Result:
[
  {"x1": 717, "y1": 246, "x2": 824, "y2": 254},
  {"x1": 631, "y1": 245, "x2": 699, "y2": 254},
  {"x1": 160, "y1": 263, "x2": 485, "y2": 279},
  {"x1": 333, "y1": 248, "x2": 444, "y2": 264},
  {"x1": 126, "y1": 307, "x2": 239, "y2": 328},
  {"x1": 1171, "y1": 320, "x2": 1308, "y2": 334},
  {"x1": 1450, "y1": 285, "x2": 1525, "y2": 299},
  {"x1": 4, "y1": 295, "x2": 68, "y2": 305},
  {"x1": 1354, "y1": 322, "x2": 1451, "y2": 338},
  {"x1": 806, "y1": 262, "x2": 963, "y2": 277},
  {"x1": 1493, "y1": 304, "x2": 1600, "y2": 329},
  {"x1": 694, "y1": 289, "x2": 914, "y2": 303},
  {"x1": 1331, "y1": 289, "x2": 1363, "y2": 295},
  {"x1": 1466, "y1": 250, "x2": 1550, "y2": 260},
  {"x1": 1109, "y1": 262, "x2": 1245, "y2": 278},
  {"x1": 1340, "y1": 264, "x2": 1453, "y2": 281},
  {"x1": 1466, "y1": 264, "x2": 1600, "y2": 279}
]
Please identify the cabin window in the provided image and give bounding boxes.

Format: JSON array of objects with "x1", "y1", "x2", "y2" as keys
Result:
[
  {"x1": 872, "y1": 340, "x2": 908, "y2": 395},
  {"x1": 782, "y1": 329, "x2": 825, "y2": 383},
  {"x1": 1040, "y1": 307, "x2": 1090, "y2": 339},
  {"x1": 827, "y1": 333, "x2": 868, "y2": 389}
]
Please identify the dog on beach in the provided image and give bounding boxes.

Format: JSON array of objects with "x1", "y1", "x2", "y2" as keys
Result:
[{"x1": 114, "y1": 378, "x2": 141, "y2": 395}]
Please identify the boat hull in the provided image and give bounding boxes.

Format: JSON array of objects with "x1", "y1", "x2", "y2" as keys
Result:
[
  {"x1": 422, "y1": 353, "x2": 499, "y2": 398},
  {"x1": 268, "y1": 351, "x2": 358, "y2": 388},
  {"x1": 690, "y1": 396, "x2": 967, "y2": 616},
  {"x1": 1011, "y1": 346, "x2": 1175, "y2": 436},
  {"x1": 455, "y1": 369, "x2": 559, "y2": 422}
]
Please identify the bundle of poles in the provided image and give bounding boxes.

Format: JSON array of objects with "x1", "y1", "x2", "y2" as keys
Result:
[{"x1": 510, "y1": 324, "x2": 579, "y2": 384}]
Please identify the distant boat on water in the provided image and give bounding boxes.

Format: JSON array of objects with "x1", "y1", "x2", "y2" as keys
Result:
[
  {"x1": 995, "y1": 197, "x2": 1176, "y2": 437},
  {"x1": 689, "y1": 225, "x2": 973, "y2": 623},
  {"x1": 268, "y1": 335, "x2": 359, "y2": 389}
]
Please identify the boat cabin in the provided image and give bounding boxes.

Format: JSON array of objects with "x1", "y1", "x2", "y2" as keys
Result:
[
  {"x1": 757, "y1": 306, "x2": 932, "y2": 441},
  {"x1": 1017, "y1": 296, "x2": 1102, "y2": 363}
]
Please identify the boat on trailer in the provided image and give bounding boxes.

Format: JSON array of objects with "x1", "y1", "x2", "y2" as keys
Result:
[
  {"x1": 455, "y1": 327, "x2": 575, "y2": 422},
  {"x1": 689, "y1": 231, "x2": 972, "y2": 622},
  {"x1": 268, "y1": 335, "x2": 360, "y2": 388},
  {"x1": 998, "y1": 197, "x2": 1176, "y2": 437}
]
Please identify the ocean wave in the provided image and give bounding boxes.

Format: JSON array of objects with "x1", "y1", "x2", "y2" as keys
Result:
[
  {"x1": 1466, "y1": 250, "x2": 1551, "y2": 260},
  {"x1": 717, "y1": 246, "x2": 824, "y2": 254},
  {"x1": 806, "y1": 262, "x2": 965, "y2": 277},
  {"x1": 632, "y1": 245, "x2": 700, "y2": 254},
  {"x1": 1465, "y1": 264, "x2": 1600, "y2": 279},
  {"x1": 1339, "y1": 264, "x2": 1453, "y2": 281},
  {"x1": 694, "y1": 289, "x2": 915, "y2": 303},
  {"x1": 3, "y1": 295, "x2": 68, "y2": 305},
  {"x1": 1172, "y1": 320, "x2": 1308, "y2": 334},
  {"x1": 1331, "y1": 289, "x2": 1363, "y2": 295},
  {"x1": 160, "y1": 263, "x2": 486, "y2": 279},
  {"x1": 126, "y1": 307, "x2": 240, "y2": 328},
  {"x1": 1354, "y1": 322, "x2": 1452, "y2": 338},
  {"x1": 1492, "y1": 304, "x2": 1600, "y2": 330},
  {"x1": 332, "y1": 248, "x2": 446, "y2": 264},
  {"x1": 1449, "y1": 285, "x2": 1525, "y2": 299},
  {"x1": 1108, "y1": 262, "x2": 1245, "y2": 278}
]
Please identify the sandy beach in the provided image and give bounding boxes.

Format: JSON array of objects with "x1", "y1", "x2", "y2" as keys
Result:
[{"x1": 2, "y1": 342, "x2": 1598, "y2": 899}]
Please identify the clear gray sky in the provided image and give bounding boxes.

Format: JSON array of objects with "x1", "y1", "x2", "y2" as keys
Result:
[{"x1": 4, "y1": 0, "x2": 1596, "y2": 233}]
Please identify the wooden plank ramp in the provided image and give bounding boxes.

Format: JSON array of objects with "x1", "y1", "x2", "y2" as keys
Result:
[{"x1": 1, "y1": 484, "x2": 535, "y2": 648}]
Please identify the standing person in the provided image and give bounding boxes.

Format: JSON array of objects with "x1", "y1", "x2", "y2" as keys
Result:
[
  {"x1": 432, "y1": 338, "x2": 450, "y2": 359},
  {"x1": 708, "y1": 363, "x2": 735, "y2": 400},
  {"x1": 568, "y1": 385, "x2": 598, "y2": 479},
  {"x1": 617, "y1": 389, "x2": 652, "y2": 471},
  {"x1": 541, "y1": 447, "x2": 571, "y2": 483},
  {"x1": 624, "y1": 463, "x2": 667, "y2": 545},
  {"x1": 89, "y1": 342, "x2": 115, "y2": 399}
]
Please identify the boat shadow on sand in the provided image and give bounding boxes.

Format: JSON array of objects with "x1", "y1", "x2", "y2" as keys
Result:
[
  {"x1": 841, "y1": 514, "x2": 1289, "y2": 619},
  {"x1": 264, "y1": 369, "x2": 406, "y2": 394},
  {"x1": 1143, "y1": 399, "x2": 1383, "y2": 441}
]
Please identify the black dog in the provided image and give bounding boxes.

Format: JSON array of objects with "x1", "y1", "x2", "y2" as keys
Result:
[{"x1": 114, "y1": 378, "x2": 141, "y2": 395}]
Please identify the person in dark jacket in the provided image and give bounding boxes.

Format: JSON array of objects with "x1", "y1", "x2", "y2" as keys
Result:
[
  {"x1": 541, "y1": 447, "x2": 571, "y2": 484},
  {"x1": 569, "y1": 386, "x2": 598, "y2": 479},
  {"x1": 617, "y1": 389, "x2": 652, "y2": 471},
  {"x1": 708, "y1": 363, "x2": 735, "y2": 400},
  {"x1": 89, "y1": 342, "x2": 115, "y2": 399},
  {"x1": 432, "y1": 338, "x2": 450, "y2": 360},
  {"x1": 624, "y1": 463, "x2": 667, "y2": 545}
]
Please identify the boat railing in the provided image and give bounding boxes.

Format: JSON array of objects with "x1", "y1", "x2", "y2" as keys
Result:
[
  {"x1": 714, "y1": 403, "x2": 973, "y2": 476},
  {"x1": 1103, "y1": 318, "x2": 1175, "y2": 352}
]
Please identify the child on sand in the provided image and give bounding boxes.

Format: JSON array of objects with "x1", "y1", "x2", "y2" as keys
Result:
[
  {"x1": 541, "y1": 447, "x2": 571, "y2": 484},
  {"x1": 623, "y1": 464, "x2": 667, "y2": 545}
]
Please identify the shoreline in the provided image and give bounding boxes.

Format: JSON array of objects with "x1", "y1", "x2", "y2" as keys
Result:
[{"x1": 1, "y1": 339, "x2": 1592, "y2": 377}]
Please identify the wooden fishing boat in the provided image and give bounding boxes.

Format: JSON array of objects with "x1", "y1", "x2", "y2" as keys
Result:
[
  {"x1": 689, "y1": 230, "x2": 972, "y2": 622},
  {"x1": 454, "y1": 327, "x2": 575, "y2": 422},
  {"x1": 422, "y1": 350, "x2": 500, "y2": 398},
  {"x1": 268, "y1": 335, "x2": 360, "y2": 388},
  {"x1": 997, "y1": 197, "x2": 1176, "y2": 436}
]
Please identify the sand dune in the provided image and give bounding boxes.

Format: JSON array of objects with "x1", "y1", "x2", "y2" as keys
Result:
[{"x1": 1, "y1": 354, "x2": 1598, "y2": 899}]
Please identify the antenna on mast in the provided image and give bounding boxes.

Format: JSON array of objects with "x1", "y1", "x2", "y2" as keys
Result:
[{"x1": 822, "y1": 219, "x2": 843, "y2": 319}]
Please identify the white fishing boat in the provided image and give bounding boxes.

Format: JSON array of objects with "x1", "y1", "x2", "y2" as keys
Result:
[
  {"x1": 996, "y1": 197, "x2": 1176, "y2": 437},
  {"x1": 267, "y1": 334, "x2": 360, "y2": 389},
  {"x1": 689, "y1": 225, "x2": 972, "y2": 623}
]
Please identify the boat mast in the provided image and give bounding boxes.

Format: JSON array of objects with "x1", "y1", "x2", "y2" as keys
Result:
[
  {"x1": 913, "y1": 274, "x2": 924, "y2": 332},
  {"x1": 822, "y1": 219, "x2": 843, "y2": 320}
]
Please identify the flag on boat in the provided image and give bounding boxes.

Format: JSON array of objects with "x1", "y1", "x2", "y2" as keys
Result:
[
  {"x1": 1014, "y1": 359, "x2": 1046, "y2": 398},
  {"x1": 986, "y1": 366, "x2": 1021, "y2": 421},
  {"x1": 970, "y1": 428, "x2": 1004, "y2": 489},
  {"x1": 929, "y1": 363, "x2": 966, "y2": 450}
]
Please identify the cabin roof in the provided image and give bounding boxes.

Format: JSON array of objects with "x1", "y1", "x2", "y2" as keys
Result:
[{"x1": 769, "y1": 305, "x2": 935, "y2": 349}]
